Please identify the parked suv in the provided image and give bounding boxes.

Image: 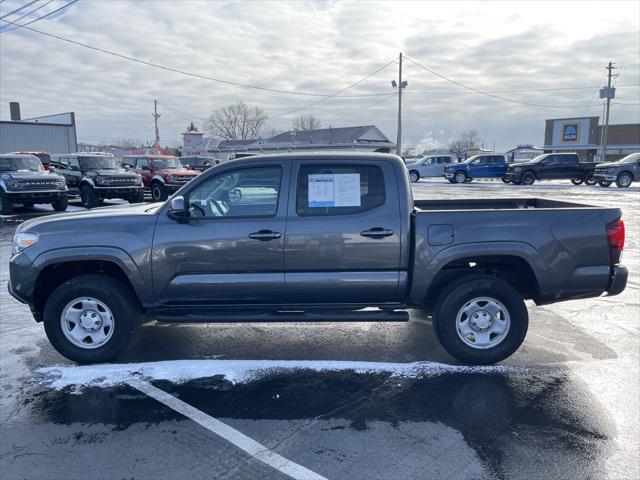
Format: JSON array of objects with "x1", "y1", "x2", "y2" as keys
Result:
[
  {"x1": 0, "y1": 154, "x2": 68, "y2": 214},
  {"x1": 122, "y1": 155, "x2": 199, "y2": 201},
  {"x1": 592, "y1": 153, "x2": 640, "y2": 188},
  {"x1": 405, "y1": 155, "x2": 454, "y2": 182},
  {"x1": 443, "y1": 154, "x2": 508, "y2": 183},
  {"x1": 50, "y1": 153, "x2": 144, "y2": 208},
  {"x1": 180, "y1": 156, "x2": 219, "y2": 172},
  {"x1": 504, "y1": 153, "x2": 598, "y2": 186}
]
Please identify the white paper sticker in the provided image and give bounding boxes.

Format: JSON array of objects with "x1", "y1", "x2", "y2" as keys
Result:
[{"x1": 308, "y1": 173, "x2": 361, "y2": 207}]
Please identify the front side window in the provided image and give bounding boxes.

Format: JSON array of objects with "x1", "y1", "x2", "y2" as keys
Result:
[
  {"x1": 68, "y1": 158, "x2": 80, "y2": 170},
  {"x1": 296, "y1": 165, "x2": 385, "y2": 216},
  {"x1": 187, "y1": 166, "x2": 281, "y2": 218}
]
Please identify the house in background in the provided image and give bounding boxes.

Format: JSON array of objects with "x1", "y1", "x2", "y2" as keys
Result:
[{"x1": 182, "y1": 125, "x2": 395, "y2": 160}]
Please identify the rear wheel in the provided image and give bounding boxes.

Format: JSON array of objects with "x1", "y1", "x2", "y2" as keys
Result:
[
  {"x1": 521, "y1": 172, "x2": 536, "y2": 185},
  {"x1": 409, "y1": 170, "x2": 420, "y2": 183},
  {"x1": 43, "y1": 274, "x2": 140, "y2": 363},
  {"x1": 501, "y1": 177, "x2": 510, "y2": 183},
  {"x1": 585, "y1": 178, "x2": 597, "y2": 186},
  {"x1": 616, "y1": 172, "x2": 633, "y2": 188},
  {"x1": 433, "y1": 275, "x2": 528, "y2": 364},
  {"x1": 151, "y1": 182, "x2": 168, "y2": 202},
  {"x1": 80, "y1": 185, "x2": 99, "y2": 208},
  {"x1": 51, "y1": 196, "x2": 68, "y2": 212},
  {"x1": 454, "y1": 171, "x2": 467, "y2": 184},
  {"x1": 598, "y1": 180, "x2": 612, "y2": 187},
  {"x1": 0, "y1": 190, "x2": 13, "y2": 215},
  {"x1": 570, "y1": 178, "x2": 583, "y2": 185}
]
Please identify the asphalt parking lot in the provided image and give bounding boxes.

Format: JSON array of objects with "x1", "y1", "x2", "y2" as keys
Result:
[{"x1": 1, "y1": 181, "x2": 638, "y2": 480}]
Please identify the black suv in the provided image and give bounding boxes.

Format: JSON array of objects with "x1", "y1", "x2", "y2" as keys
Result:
[
  {"x1": 0, "y1": 154, "x2": 68, "y2": 215},
  {"x1": 50, "y1": 153, "x2": 144, "y2": 208},
  {"x1": 179, "y1": 156, "x2": 219, "y2": 172}
]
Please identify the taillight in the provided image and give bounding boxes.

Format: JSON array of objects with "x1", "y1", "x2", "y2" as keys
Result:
[{"x1": 606, "y1": 219, "x2": 625, "y2": 264}]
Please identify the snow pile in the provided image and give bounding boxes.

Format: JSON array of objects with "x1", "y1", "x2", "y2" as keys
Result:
[{"x1": 38, "y1": 359, "x2": 540, "y2": 391}]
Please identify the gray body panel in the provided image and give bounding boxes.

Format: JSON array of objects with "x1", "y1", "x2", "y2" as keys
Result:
[{"x1": 7, "y1": 152, "x2": 626, "y2": 318}]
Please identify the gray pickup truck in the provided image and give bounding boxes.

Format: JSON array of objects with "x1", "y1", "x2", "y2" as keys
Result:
[{"x1": 8, "y1": 153, "x2": 628, "y2": 365}]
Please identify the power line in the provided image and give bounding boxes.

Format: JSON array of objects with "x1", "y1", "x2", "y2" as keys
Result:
[
  {"x1": 0, "y1": 0, "x2": 40, "y2": 20},
  {"x1": 270, "y1": 60, "x2": 395, "y2": 119},
  {"x1": 0, "y1": 0, "x2": 53, "y2": 29},
  {"x1": 330, "y1": 92, "x2": 396, "y2": 124},
  {"x1": 0, "y1": 0, "x2": 77, "y2": 32},
  {"x1": 404, "y1": 55, "x2": 597, "y2": 109}
]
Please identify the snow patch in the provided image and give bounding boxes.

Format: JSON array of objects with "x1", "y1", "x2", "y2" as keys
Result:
[{"x1": 37, "y1": 359, "x2": 541, "y2": 392}]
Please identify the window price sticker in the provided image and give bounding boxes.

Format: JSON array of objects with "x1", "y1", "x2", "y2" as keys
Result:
[{"x1": 308, "y1": 173, "x2": 361, "y2": 207}]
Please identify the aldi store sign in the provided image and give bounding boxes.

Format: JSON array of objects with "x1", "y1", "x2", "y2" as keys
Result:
[{"x1": 562, "y1": 124, "x2": 579, "y2": 142}]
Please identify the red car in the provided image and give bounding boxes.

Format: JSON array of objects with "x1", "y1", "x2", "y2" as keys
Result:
[{"x1": 122, "y1": 155, "x2": 199, "y2": 201}]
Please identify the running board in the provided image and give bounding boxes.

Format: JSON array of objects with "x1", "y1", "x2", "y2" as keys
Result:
[{"x1": 151, "y1": 308, "x2": 410, "y2": 323}]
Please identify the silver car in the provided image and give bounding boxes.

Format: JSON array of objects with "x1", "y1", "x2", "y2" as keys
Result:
[{"x1": 406, "y1": 155, "x2": 454, "y2": 182}]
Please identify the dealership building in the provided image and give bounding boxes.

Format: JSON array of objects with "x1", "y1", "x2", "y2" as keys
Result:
[{"x1": 544, "y1": 116, "x2": 640, "y2": 162}]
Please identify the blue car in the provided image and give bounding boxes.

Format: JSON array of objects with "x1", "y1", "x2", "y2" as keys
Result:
[{"x1": 443, "y1": 154, "x2": 509, "y2": 183}]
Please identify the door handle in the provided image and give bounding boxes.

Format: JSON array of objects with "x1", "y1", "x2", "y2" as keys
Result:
[
  {"x1": 248, "y1": 230, "x2": 282, "y2": 241},
  {"x1": 360, "y1": 227, "x2": 394, "y2": 239}
]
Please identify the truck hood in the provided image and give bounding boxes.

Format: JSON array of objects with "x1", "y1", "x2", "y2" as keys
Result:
[
  {"x1": 1, "y1": 170, "x2": 64, "y2": 181},
  {"x1": 86, "y1": 169, "x2": 140, "y2": 178},
  {"x1": 156, "y1": 168, "x2": 198, "y2": 176}
]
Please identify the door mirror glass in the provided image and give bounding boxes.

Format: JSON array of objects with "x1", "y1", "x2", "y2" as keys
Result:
[
  {"x1": 167, "y1": 195, "x2": 187, "y2": 219},
  {"x1": 140, "y1": 165, "x2": 150, "y2": 171}
]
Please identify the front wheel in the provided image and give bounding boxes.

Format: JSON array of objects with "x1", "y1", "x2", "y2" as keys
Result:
[
  {"x1": 501, "y1": 177, "x2": 510, "y2": 183},
  {"x1": 521, "y1": 172, "x2": 536, "y2": 185},
  {"x1": 0, "y1": 190, "x2": 13, "y2": 215},
  {"x1": 616, "y1": 173, "x2": 633, "y2": 188},
  {"x1": 80, "y1": 185, "x2": 99, "y2": 208},
  {"x1": 43, "y1": 274, "x2": 140, "y2": 363},
  {"x1": 433, "y1": 275, "x2": 528, "y2": 364},
  {"x1": 151, "y1": 182, "x2": 168, "y2": 202},
  {"x1": 408, "y1": 170, "x2": 420, "y2": 183},
  {"x1": 454, "y1": 171, "x2": 467, "y2": 184},
  {"x1": 51, "y1": 196, "x2": 68, "y2": 212},
  {"x1": 570, "y1": 178, "x2": 583, "y2": 185},
  {"x1": 598, "y1": 180, "x2": 612, "y2": 188}
]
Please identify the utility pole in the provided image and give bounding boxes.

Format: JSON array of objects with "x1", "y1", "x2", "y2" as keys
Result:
[
  {"x1": 600, "y1": 62, "x2": 616, "y2": 161},
  {"x1": 153, "y1": 99, "x2": 161, "y2": 149},
  {"x1": 391, "y1": 53, "x2": 408, "y2": 156}
]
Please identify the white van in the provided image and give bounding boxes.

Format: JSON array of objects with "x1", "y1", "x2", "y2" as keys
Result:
[{"x1": 405, "y1": 155, "x2": 455, "y2": 182}]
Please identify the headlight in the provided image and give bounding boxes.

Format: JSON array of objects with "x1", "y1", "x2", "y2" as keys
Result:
[
  {"x1": 95, "y1": 176, "x2": 105, "y2": 185},
  {"x1": 135, "y1": 176, "x2": 143, "y2": 185},
  {"x1": 168, "y1": 175, "x2": 175, "y2": 182},
  {"x1": 12, "y1": 232, "x2": 39, "y2": 255},
  {"x1": 10, "y1": 180, "x2": 20, "y2": 189}
]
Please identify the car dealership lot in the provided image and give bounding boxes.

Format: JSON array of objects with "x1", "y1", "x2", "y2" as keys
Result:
[{"x1": 1, "y1": 180, "x2": 638, "y2": 480}]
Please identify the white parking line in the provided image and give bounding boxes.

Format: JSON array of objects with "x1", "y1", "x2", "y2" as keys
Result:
[{"x1": 127, "y1": 378, "x2": 328, "y2": 480}]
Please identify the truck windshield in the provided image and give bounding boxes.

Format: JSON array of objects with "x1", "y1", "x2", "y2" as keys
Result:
[
  {"x1": 0, "y1": 156, "x2": 44, "y2": 172},
  {"x1": 79, "y1": 156, "x2": 119, "y2": 170},
  {"x1": 152, "y1": 158, "x2": 182, "y2": 169}
]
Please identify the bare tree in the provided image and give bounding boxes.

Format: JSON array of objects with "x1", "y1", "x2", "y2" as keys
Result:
[
  {"x1": 186, "y1": 121, "x2": 198, "y2": 133},
  {"x1": 449, "y1": 129, "x2": 481, "y2": 158},
  {"x1": 206, "y1": 101, "x2": 268, "y2": 140},
  {"x1": 293, "y1": 114, "x2": 322, "y2": 131}
]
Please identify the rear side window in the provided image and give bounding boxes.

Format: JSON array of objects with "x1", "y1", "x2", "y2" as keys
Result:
[
  {"x1": 560, "y1": 155, "x2": 578, "y2": 165},
  {"x1": 296, "y1": 165, "x2": 385, "y2": 216}
]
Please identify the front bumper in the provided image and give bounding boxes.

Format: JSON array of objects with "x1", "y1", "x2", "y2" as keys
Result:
[
  {"x1": 606, "y1": 265, "x2": 628, "y2": 296},
  {"x1": 593, "y1": 173, "x2": 617, "y2": 182},
  {"x1": 8, "y1": 250, "x2": 35, "y2": 305},
  {"x1": 165, "y1": 183, "x2": 190, "y2": 193},
  {"x1": 504, "y1": 172, "x2": 522, "y2": 181},
  {"x1": 93, "y1": 186, "x2": 143, "y2": 198},
  {"x1": 6, "y1": 190, "x2": 67, "y2": 203},
  {"x1": 443, "y1": 172, "x2": 454, "y2": 179}
]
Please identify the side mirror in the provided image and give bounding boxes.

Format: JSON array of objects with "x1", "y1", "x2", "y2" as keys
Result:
[
  {"x1": 167, "y1": 195, "x2": 187, "y2": 220},
  {"x1": 49, "y1": 165, "x2": 56, "y2": 172},
  {"x1": 141, "y1": 165, "x2": 150, "y2": 171}
]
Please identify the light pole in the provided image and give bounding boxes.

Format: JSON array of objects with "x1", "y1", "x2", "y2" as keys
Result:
[{"x1": 392, "y1": 52, "x2": 408, "y2": 156}]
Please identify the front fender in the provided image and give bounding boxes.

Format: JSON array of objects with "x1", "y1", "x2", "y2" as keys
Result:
[
  {"x1": 80, "y1": 177, "x2": 95, "y2": 188},
  {"x1": 151, "y1": 175, "x2": 166, "y2": 184},
  {"x1": 409, "y1": 241, "x2": 547, "y2": 302},
  {"x1": 30, "y1": 246, "x2": 153, "y2": 306}
]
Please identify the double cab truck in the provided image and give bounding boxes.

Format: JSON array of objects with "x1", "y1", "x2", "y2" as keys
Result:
[
  {"x1": 592, "y1": 153, "x2": 640, "y2": 188},
  {"x1": 50, "y1": 153, "x2": 144, "y2": 209},
  {"x1": 504, "y1": 152, "x2": 599, "y2": 186},
  {"x1": 122, "y1": 155, "x2": 199, "y2": 202},
  {"x1": 0, "y1": 154, "x2": 68, "y2": 215},
  {"x1": 443, "y1": 154, "x2": 509, "y2": 183},
  {"x1": 405, "y1": 155, "x2": 455, "y2": 182},
  {"x1": 8, "y1": 153, "x2": 627, "y2": 365}
]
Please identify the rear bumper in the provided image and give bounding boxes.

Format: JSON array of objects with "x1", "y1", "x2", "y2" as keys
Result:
[{"x1": 606, "y1": 265, "x2": 628, "y2": 296}]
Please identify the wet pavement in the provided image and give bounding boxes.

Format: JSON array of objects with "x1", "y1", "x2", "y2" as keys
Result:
[{"x1": 1, "y1": 181, "x2": 638, "y2": 480}]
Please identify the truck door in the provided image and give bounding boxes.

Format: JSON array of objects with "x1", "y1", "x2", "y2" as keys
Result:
[
  {"x1": 284, "y1": 159, "x2": 402, "y2": 304},
  {"x1": 540, "y1": 155, "x2": 559, "y2": 178},
  {"x1": 151, "y1": 162, "x2": 290, "y2": 304},
  {"x1": 562, "y1": 155, "x2": 580, "y2": 178},
  {"x1": 64, "y1": 157, "x2": 82, "y2": 194},
  {"x1": 136, "y1": 157, "x2": 152, "y2": 187},
  {"x1": 470, "y1": 156, "x2": 490, "y2": 178}
]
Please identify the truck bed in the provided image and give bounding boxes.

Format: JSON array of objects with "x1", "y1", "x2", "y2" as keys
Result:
[{"x1": 414, "y1": 198, "x2": 594, "y2": 211}]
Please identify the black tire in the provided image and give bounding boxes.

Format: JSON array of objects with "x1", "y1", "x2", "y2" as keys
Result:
[
  {"x1": 454, "y1": 171, "x2": 467, "y2": 184},
  {"x1": 501, "y1": 177, "x2": 510, "y2": 183},
  {"x1": 570, "y1": 178, "x2": 583, "y2": 185},
  {"x1": 432, "y1": 275, "x2": 528, "y2": 365},
  {"x1": 151, "y1": 182, "x2": 168, "y2": 202},
  {"x1": 511, "y1": 180, "x2": 522, "y2": 185},
  {"x1": 447, "y1": 179, "x2": 456, "y2": 184},
  {"x1": 408, "y1": 170, "x2": 420, "y2": 183},
  {"x1": 80, "y1": 184, "x2": 99, "y2": 208},
  {"x1": 616, "y1": 172, "x2": 633, "y2": 188},
  {"x1": 51, "y1": 196, "x2": 68, "y2": 212},
  {"x1": 521, "y1": 172, "x2": 536, "y2": 185},
  {"x1": 129, "y1": 190, "x2": 145, "y2": 203},
  {"x1": 0, "y1": 190, "x2": 13, "y2": 215},
  {"x1": 43, "y1": 274, "x2": 141, "y2": 363},
  {"x1": 598, "y1": 180, "x2": 612, "y2": 188},
  {"x1": 585, "y1": 178, "x2": 597, "y2": 186}
]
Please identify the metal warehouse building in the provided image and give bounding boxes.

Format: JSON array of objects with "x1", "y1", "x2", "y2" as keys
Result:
[{"x1": 0, "y1": 103, "x2": 77, "y2": 154}]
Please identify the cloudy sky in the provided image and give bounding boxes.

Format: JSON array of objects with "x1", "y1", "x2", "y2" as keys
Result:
[{"x1": 1, "y1": 0, "x2": 639, "y2": 151}]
